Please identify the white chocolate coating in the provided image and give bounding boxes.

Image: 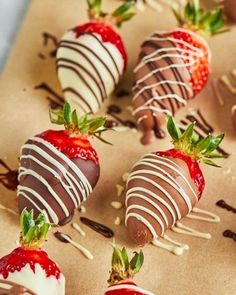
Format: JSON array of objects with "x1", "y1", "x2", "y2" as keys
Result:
[
  {"x1": 57, "y1": 31, "x2": 124, "y2": 114},
  {"x1": 0, "y1": 263, "x2": 65, "y2": 295}
]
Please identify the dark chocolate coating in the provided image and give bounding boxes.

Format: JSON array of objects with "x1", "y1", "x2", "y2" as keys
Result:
[{"x1": 18, "y1": 138, "x2": 99, "y2": 225}]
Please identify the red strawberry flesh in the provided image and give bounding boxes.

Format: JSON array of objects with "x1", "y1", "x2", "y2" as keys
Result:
[
  {"x1": 105, "y1": 280, "x2": 146, "y2": 295},
  {"x1": 74, "y1": 22, "x2": 127, "y2": 69},
  {"x1": 38, "y1": 130, "x2": 99, "y2": 164},
  {"x1": 171, "y1": 29, "x2": 209, "y2": 95},
  {"x1": 157, "y1": 148, "x2": 205, "y2": 197},
  {"x1": 0, "y1": 248, "x2": 61, "y2": 279}
]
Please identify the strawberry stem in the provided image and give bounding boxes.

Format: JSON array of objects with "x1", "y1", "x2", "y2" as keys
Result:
[
  {"x1": 20, "y1": 210, "x2": 51, "y2": 249},
  {"x1": 49, "y1": 102, "x2": 111, "y2": 145},
  {"x1": 108, "y1": 243, "x2": 144, "y2": 285},
  {"x1": 173, "y1": 0, "x2": 228, "y2": 37},
  {"x1": 87, "y1": 0, "x2": 135, "y2": 27},
  {"x1": 166, "y1": 116, "x2": 226, "y2": 167}
]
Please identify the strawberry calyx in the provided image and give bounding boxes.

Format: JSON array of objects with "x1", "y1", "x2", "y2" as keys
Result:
[
  {"x1": 50, "y1": 102, "x2": 111, "y2": 145},
  {"x1": 19, "y1": 210, "x2": 51, "y2": 249},
  {"x1": 157, "y1": 149, "x2": 205, "y2": 197},
  {"x1": 87, "y1": 0, "x2": 135, "y2": 28},
  {"x1": 108, "y1": 244, "x2": 144, "y2": 286},
  {"x1": 173, "y1": 0, "x2": 228, "y2": 37},
  {"x1": 166, "y1": 116, "x2": 225, "y2": 167}
]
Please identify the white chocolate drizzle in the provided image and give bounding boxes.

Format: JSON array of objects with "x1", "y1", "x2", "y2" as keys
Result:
[
  {"x1": 59, "y1": 233, "x2": 93, "y2": 260},
  {"x1": 220, "y1": 75, "x2": 236, "y2": 94},
  {"x1": 152, "y1": 235, "x2": 189, "y2": 256},
  {"x1": 172, "y1": 222, "x2": 211, "y2": 239},
  {"x1": 0, "y1": 203, "x2": 17, "y2": 215},
  {"x1": 212, "y1": 78, "x2": 224, "y2": 106},
  {"x1": 17, "y1": 136, "x2": 92, "y2": 224},
  {"x1": 132, "y1": 28, "x2": 210, "y2": 125},
  {"x1": 71, "y1": 222, "x2": 86, "y2": 236},
  {"x1": 186, "y1": 207, "x2": 220, "y2": 223},
  {"x1": 126, "y1": 153, "x2": 198, "y2": 236}
]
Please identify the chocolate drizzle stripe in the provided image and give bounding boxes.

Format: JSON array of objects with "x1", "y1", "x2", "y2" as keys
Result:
[
  {"x1": 216, "y1": 200, "x2": 236, "y2": 213},
  {"x1": 57, "y1": 58, "x2": 105, "y2": 103},
  {"x1": 85, "y1": 32, "x2": 121, "y2": 77},
  {"x1": 59, "y1": 41, "x2": 117, "y2": 86},
  {"x1": 140, "y1": 37, "x2": 190, "y2": 101},
  {"x1": 63, "y1": 87, "x2": 92, "y2": 113},
  {"x1": 57, "y1": 64, "x2": 101, "y2": 108},
  {"x1": 80, "y1": 217, "x2": 114, "y2": 238},
  {"x1": 18, "y1": 136, "x2": 92, "y2": 224},
  {"x1": 54, "y1": 231, "x2": 71, "y2": 243},
  {"x1": 35, "y1": 83, "x2": 64, "y2": 103},
  {"x1": 57, "y1": 49, "x2": 107, "y2": 99}
]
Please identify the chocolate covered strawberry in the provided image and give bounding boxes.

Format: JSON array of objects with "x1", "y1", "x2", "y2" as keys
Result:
[
  {"x1": 56, "y1": 0, "x2": 135, "y2": 115},
  {"x1": 0, "y1": 210, "x2": 65, "y2": 295},
  {"x1": 17, "y1": 102, "x2": 109, "y2": 225},
  {"x1": 132, "y1": 0, "x2": 227, "y2": 144},
  {"x1": 104, "y1": 245, "x2": 154, "y2": 295},
  {"x1": 126, "y1": 116, "x2": 225, "y2": 246}
]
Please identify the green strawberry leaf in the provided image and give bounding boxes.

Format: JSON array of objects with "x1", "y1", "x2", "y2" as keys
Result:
[
  {"x1": 63, "y1": 101, "x2": 71, "y2": 125},
  {"x1": 167, "y1": 115, "x2": 182, "y2": 141},
  {"x1": 203, "y1": 158, "x2": 221, "y2": 167},
  {"x1": 130, "y1": 250, "x2": 144, "y2": 274},
  {"x1": 180, "y1": 123, "x2": 195, "y2": 143},
  {"x1": 121, "y1": 247, "x2": 129, "y2": 270},
  {"x1": 112, "y1": 1, "x2": 133, "y2": 17}
]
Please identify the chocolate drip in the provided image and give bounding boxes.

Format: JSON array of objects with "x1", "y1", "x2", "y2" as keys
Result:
[
  {"x1": 35, "y1": 82, "x2": 64, "y2": 109},
  {"x1": 80, "y1": 217, "x2": 114, "y2": 238},
  {"x1": 223, "y1": 229, "x2": 236, "y2": 242},
  {"x1": 42, "y1": 32, "x2": 58, "y2": 57},
  {"x1": 38, "y1": 53, "x2": 46, "y2": 60},
  {"x1": 107, "y1": 105, "x2": 136, "y2": 129},
  {"x1": 216, "y1": 199, "x2": 236, "y2": 213},
  {"x1": 54, "y1": 231, "x2": 70, "y2": 243},
  {"x1": 0, "y1": 159, "x2": 18, "y2": 191},
  {"x1": 0, "y1": 279, "x2": 36, "y2": 295}
]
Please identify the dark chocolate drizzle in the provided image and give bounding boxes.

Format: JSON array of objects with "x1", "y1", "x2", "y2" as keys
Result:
[
  {"x1": 216, "y1": 199, "x2": 236, "y2": 213},
  {"x1": 54, "y1": 231, "x2": 71, "y2": 243},
  {"x1": 80, "y1": 217, "x2": 114, "y2": 238},
  {"x1": 116, "y1": 89, "x2": 130, "y2": 98},
  {"x1": 34, "y1": 82, "x2": 64, "y2": 109},
  {"x1": 105, "y1": 120, "x2": 119, "y2": 128},
  {"x1": 0, "y1": 159, "x2": 18, "y2": 191},
  {"x1": 107, "y1": 105, "x2": 137, "y2": 129},
  {"x1": 223, "y1": 229, "x2": 236, "y2": 242},
  {"x1": 42, "y1": 32, "x2": 58, "y2": 57}
]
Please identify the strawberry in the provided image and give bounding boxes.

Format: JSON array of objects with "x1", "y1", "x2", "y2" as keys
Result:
[
  {"x1": 132, "y1": 0, "x2": 227, "y2": 144},
  {"x1": 17, "y1": 102, "x2": 109, "y2": 225},
  {"x1": 126, "y1": 116, "x2": 225, "y2": 246},
  {"x1": 0, "y1": 210, "x2": 65, "y2": 295},
  {"x1": 56, "y1": 0, "x2": 135, "y2": 115},
  {"x1": 104, "y1": 245, "x2": 154, "y2": 295}
]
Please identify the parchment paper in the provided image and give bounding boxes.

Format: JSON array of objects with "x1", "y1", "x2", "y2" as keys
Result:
[{"x1": 0, "y1": 1, "x2": 235, "y2": 294}]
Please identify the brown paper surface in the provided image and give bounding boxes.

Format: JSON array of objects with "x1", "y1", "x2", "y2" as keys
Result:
[{"x1": 0, "y1": 1, "x2": 236, "y2": 294}]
